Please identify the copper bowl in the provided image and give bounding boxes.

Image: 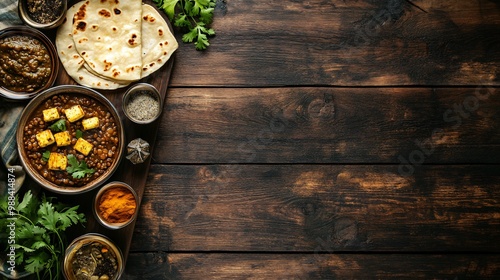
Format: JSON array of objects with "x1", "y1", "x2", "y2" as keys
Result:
[
  {"x1": 16, "y1": 85, "x2": 125, "y2": 195},
  {"x1": 0, "y1": 26, "x2": 59, "y2": 100},
  {"x1": 18, "y1": 0, "x2": 67, "y2": 30}
]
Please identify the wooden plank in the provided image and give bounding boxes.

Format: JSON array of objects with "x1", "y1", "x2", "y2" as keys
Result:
[
  {"x1": 122, "y1": 253, "x2": 500, "y2": 279},
  {"x1": 131, "y1": 164, "x2": 500, "y2": 252},
  {"x1": 169, "y1": 0, "x2": 500, "y2": 87},
  {"x1": 154, "y1": 87, "x2": 500, "y2": 164}
]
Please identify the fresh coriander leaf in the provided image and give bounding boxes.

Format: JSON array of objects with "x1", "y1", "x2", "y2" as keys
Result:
[
  {"x1": 182, "y1": 27, "x2": 199, "y2": 42},
  {"x1": 66, "y1": 154, "x2": 95, "y2": 179},
  {"x1": 48, "y1": 119, "x2": 66, "y2": 132},
  {"x1": 16, "y1": 190, "x2": 34, "y2": 215},
  {"x1": 56, "y1": 205, "x2": 86, "y2": 230},
  {"x1": 159, "y1": 0, "x2": 180, "y2": 20},
  {"x1": 76, "y1": 129, "x2": 83, "y2": 139},
  {"x1": 156, "y1": 0, "x2": 216, "y2": 50},
  {"x1": 42, "y1": 150, "x2": 51, "y2": 161},
  {"x1": 174, "y1": 14, "x2": 190, "y2": 27},
  {"x1": 200, "y1": 7, "x2": 214, "y2": 24},
  {"x1": 24, "y1": 252, "x2": 49, "y2": 273},
  {"x1": 13, "y1": 244, "x2": 36, "y2": 253},
  {"x1": 38, "y1": 201, "x2": 58, "y2": 232}
]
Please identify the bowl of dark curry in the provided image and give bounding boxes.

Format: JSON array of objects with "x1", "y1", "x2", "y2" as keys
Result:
[
  {"x1": 16, "y1": 85, "x2": 125, "y2": 194},
  {"x1": 0, "y1": 26, "x2": 59, "y2": 100},
  {"x1": 18, "y1": 0, "x2": 67, "y2": 30}
]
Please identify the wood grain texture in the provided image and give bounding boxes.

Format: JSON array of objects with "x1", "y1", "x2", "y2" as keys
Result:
[
  {"x1": 154, "y1": 87, "x2": 500, "y2": 164},
  {"x1": 122, "y1": 253, "x2": 500, "y2": 279},
  {"x1": 169, "y1": 0, "x2": 500, "y2": 87},
  {"x1": 130, "y1": 164, "x2": 500, "y2": 252}
]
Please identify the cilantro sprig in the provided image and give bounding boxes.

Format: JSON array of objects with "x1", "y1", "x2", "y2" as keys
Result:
[
  {"x1": 154, "y1": 0, "x2": 216, "y2": 50},
  {"x1": 48, "y1": 119, "x2": 66, "y2": 132},
  {"x1": 0, "y1": 191, "x2": 86, "y2": 279},
  {"x1": 66, "y1": 154, "x2": 95, "y2": 179}
]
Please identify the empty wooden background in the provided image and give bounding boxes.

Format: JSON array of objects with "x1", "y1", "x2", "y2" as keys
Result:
[{"x1": 123, "y1": 0, "x2": 500, "y2": 278}]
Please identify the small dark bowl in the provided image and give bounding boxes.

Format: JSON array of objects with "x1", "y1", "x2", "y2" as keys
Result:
[
  {"x1": 0, "y1": 26, "x2": 59, "y2": 101},
  {"x1": 16, "y1": 85, "x2": 125, "y2": 195},
  {"x1": 18, "y1": 0, "x2": 67, "y2": 30}
]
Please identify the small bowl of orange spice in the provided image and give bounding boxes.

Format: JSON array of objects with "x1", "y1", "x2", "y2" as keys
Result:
[{"x1": 94, "y1": 181, "x2": 138, "y2": 229}]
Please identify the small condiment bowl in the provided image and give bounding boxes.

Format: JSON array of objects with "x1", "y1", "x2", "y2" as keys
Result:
[
  {"x1": 63, "y1": 233, "x2": 124, "y2": 280},
  {"x1": 18, "y1": 0, "x2": 67, "y2": 30},
  {"x1": 94, "y1": 181, "x2": 139, "y2": 230},
  {"x1": 0, "y1": 26, "x2": 59, "y2": 101},
  {"x1": 122, "y1": 83, "x2": 163, "y2": 124}
]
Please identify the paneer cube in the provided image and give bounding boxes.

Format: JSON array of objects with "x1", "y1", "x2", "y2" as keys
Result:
[
  {"x1": 35, "y1": 130, "x2": 55, "y2": 148},
  {"x1": 74, "y1": 138, "x2": 93, "y2": 156},
  {"x1": 42, "y1": 108, "x2": 60, "y2": 122},
  {"x1": 48, "y1": 153, "x2": 67, "y2": 171},
  {"x1": 64, "y1": 105, "x2": 85, "y2": 122},
  {"x1": 54, "y1": 131, "x2": 72, "y2": 147},
  {"x1": 82, "y1": 117, "x2": 100, "y2": 130}
]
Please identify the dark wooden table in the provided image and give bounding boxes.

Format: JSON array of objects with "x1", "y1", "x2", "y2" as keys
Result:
[{"x1": 122, "y1": 0, "x2": 500, "y2": 278}]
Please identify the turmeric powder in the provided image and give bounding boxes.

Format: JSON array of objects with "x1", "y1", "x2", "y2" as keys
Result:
[{"x1": 98, "y1": 186, "x2": 137, "y2": 223}]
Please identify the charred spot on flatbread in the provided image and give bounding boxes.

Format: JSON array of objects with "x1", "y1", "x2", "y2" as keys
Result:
[
  {"x1": 114, "y1": 8, "x2": 121, "y2": 15},
  {"x1": 128, "y1": 34, "x2": 138, "y2": 46},
  {"x1": 91, "y1": 24, "x2": 99, "y2": 31},
  {"x1": 103, "y1": 60, "x2": 112, "y2": 71},
  {"x1": 74, "y1": 2, "x2": 88, "y2": 21},
  {"x1": 99, "y1": 9, "x2": 111, "y2": 17},
  {"x1": 158, "y1": 29, "x2": 163, "y2": 36},
  {"x1": 143, "y1": 15, "x2": 155, "y2": 23},
  {"x1": 76, "y1": 21, "x2": 87, "y2": 32}
]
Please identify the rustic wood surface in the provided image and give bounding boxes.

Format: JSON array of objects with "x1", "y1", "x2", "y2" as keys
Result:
[
  {"x1": 118, "y1": 0, "x2": 500, "y2": 279},
  {"x1": 8, "y1": 0, "x2": 497, "y2": 279}
]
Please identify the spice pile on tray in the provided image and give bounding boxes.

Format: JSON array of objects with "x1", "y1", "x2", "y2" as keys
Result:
[{"x1": 55, "y1": 0, "x2": 178, "y2": 90}]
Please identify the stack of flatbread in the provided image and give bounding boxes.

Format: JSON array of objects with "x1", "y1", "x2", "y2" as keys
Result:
[{"x1": 56, "y1": 0, "x2": 178, "y2": 90}]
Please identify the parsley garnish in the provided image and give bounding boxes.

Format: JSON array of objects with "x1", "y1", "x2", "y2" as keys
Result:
[
  {"x1": 48, "y1": 119, "x2": 66, "y2": 132},
  {"x1": 66, "y1": 154, "x2": 95, "y2": 179},
  {"x1": 154, "y1": 0, "x2": 216, "y2": 50},
  {"x1": 0, "y1": 190, "x2": 86, "y2": 279}
]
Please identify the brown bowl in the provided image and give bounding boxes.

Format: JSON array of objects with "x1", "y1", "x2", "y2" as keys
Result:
[
  {"x1": 18, "y1": 0, "x2": 67, "y2": 30},
  {"x1": 0, "y1": 26, "x2": 59, "y2": 101},
  {"x1": 16, "y1": 85, "x2": 125, "y2": 195},
  {"x1": 63, "y1": 233, "x2": 124, "y2": 280}
]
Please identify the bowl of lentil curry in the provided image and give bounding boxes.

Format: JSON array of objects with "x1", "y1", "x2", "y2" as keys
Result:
[
  {"x1": 94, "y1": 181, "x2": 139, "y2": 230},
  {"x1": 18, "y1": 0, "x2": 67, "y2": 30},
  {"x1": 16, "y1": 85, "x2": 125, "y2": 194},
  {"x1": 0, "y1": 26, "x2": 59, "y2": 100}
]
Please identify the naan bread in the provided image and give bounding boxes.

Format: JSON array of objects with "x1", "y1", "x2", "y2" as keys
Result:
[
  {"x1": 55, "y1": 1, "x2": 130, "y2": 89},
  {"x1": 72, "y1": 0, "x2": 143, "y2": 81},
  {"x1": 141, "y1": 4, "x2": 178, "y2": 78}
]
